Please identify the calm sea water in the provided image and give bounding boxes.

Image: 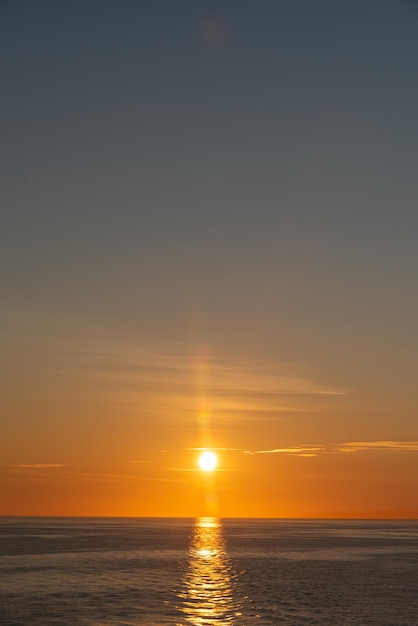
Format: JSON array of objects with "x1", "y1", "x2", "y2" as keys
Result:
[{"x1": 0, "y1": 517, "x2": 417, "y2": 625}]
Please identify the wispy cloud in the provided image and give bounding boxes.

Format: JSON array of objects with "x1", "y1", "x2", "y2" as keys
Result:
[
  {"x1": 0, "y1": 310, "x2": 347, "y2": 409},
  {"x1": 76, "y1": 471, "x2": 178, "y2": 482},
  {"x1": 186, "y1": 447, "x2": 245, "y2": 452},
  {"x1": 336, "y1": 441, "x2": 418, "y2": 453},
  {"x1": 244, "y1": 446, "x2": 325, "y2": 457},
  {"x1": 8, "y1": 464, "x2": 64, "y2": 468},
  {"x1": 1, "y1": 309, "x2": 350, "y2": 456},
  {"x1": 243, "y1": 441, "x2": 418, "y2": 457},
  {"x1": 187, "y1": 445, "x2": 325, "y2": 458}
]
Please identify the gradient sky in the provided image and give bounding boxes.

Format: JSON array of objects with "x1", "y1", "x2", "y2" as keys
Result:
[{"x1": 1, "y1": 0, "x2": 418, "y2": 517}]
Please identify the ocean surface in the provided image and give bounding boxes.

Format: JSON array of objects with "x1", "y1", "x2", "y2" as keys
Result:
[{"x1": 0, "y1": 517, "x2": 417, "y2": 625}]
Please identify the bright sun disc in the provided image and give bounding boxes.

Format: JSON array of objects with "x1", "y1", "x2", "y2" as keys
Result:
[{"x1": 198, "y1": 451, "x2": 217, "y2": 471}]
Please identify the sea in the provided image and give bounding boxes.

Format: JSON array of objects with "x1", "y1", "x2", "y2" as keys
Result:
[{"x1": 0, "y1": 517, "x2": 417, "y2": 626}]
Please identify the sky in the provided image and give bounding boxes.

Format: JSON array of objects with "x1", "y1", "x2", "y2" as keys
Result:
[{"x1": 1, "y1": 0, "x2": 418, "y2": 518}]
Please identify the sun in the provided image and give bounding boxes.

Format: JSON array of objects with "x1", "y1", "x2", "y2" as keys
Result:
[{"x1": 198, "y1": 451, "x2": 218, "y2": 471}]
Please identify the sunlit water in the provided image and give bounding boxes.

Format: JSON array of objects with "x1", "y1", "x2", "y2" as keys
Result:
[
  {"x1": 1, "y1": 517, "x2": 417, "y2": 625},
  {"x1": 177, "y1": 517, "x2": 240, "y2": 625}
]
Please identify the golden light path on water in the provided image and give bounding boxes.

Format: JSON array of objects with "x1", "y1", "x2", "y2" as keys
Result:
[{"x1": 178, "y1": 517, "x2": 241, "y2": 625}]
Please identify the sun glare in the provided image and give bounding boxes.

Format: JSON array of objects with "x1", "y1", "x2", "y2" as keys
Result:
[{"x1": 198, "y1": 451, "x2": 217, "y2": 471}]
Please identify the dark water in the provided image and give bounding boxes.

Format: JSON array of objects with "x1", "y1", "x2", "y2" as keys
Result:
[{"x1": 0, "y1": 517, "x2": 417, "y2": 625}]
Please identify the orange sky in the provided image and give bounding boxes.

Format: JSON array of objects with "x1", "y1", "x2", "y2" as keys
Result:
[
  {"x1": 1, "y1": 316, "x2": 417, "y2": 518},
  {"x1": 2, "y1": 2, "x2": 418, "y2": 518}
]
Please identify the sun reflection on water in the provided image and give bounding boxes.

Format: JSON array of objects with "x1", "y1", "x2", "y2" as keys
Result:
[{"x1": 178, "y1": 517, "x2": 240, "y2": 625}]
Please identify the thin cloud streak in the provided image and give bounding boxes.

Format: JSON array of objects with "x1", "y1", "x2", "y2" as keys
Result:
[
  {"x1": 243, "y1": 441, "x2": 418, "y2": 457},
  {"x1": 244, "y1": 446, "x2": 324, "y2": 457},
  {"x1": 186, "y1": 447, "x2": 244, "y2": 452},
  {"x1": 0, "y1": 310, "x2": 348, "y2": 406},
  {"x1": 8, "y1": 464, "x2": 64, "y2": 468},
  {"x1": 168, "y1": 467, "x2": 236, "y2": 472},
  {"x1": 336, "y1": 441, "x2": 418, "y2": 452}
]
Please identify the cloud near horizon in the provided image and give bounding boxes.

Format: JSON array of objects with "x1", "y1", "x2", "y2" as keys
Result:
[
  {"x1": 244, "y1": 441, "x2": 418, "y2": 457},
  {"x1": 336, "y1": 441, "x2": 418, "y2": 453}
]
